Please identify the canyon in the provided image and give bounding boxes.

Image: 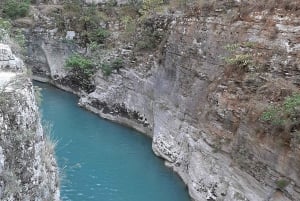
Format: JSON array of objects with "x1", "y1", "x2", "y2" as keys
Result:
[{"x1": 3, "y1": 0, "x2": 300, "y2": 200}]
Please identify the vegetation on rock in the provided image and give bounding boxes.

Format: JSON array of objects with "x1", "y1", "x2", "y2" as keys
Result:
[
  {"x1": 65, "y1": 54, "x2": 95, "y2": 92},
  {"x1": 61, "y1": 1, "x2": 110, "y2": 47},
  {"x1": 275, "y1": 179, "x2": 289, "y2": 190},
  {"x1": 224, "y1": 42, "x2": 256, "y2": 71},
  {"x1": 0, "y1": 18, "x2": 26, "y2": 50},
  {"x1": 65, "y1": 54, "x2": 94, "y2": 75},
  {"x1": 101, "y1": 58, "x2": 124, "y2": 76},
  {"x1": 1, "y1": 0, "x2": 30, "y2": 19},
  {"x1": 261, "y1": 93, "x2": 300, "y2": 126}
]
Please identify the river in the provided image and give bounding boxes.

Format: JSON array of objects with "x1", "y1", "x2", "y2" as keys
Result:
[{"x1": 36, "y1": 82, "x2": 190, "y2": 201}]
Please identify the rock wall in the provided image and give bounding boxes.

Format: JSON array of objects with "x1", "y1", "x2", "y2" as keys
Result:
[
  {"x1": 0, "y1": 44, "x2": 60, "y2": 200},
  {"x1": 79, "y1": 12, "x2": 300, "y2": 201},
  {"x1": 24, "y1": 1, "x2": 300, "y2": 201},
  {"x1": 78, "y1": 10, "x2": 300, "y2": 200}
]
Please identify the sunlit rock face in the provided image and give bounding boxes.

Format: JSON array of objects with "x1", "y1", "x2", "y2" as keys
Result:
[
  {"x1": 0, "y1": 44, "x2": 60, "y2": 201},
  {"x1": 0, "y1": 44, "x2": 23, "y2": 71}
]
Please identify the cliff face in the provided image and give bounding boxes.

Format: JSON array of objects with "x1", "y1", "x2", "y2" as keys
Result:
[
  {"x1": 24, "y1": 1, "x2": 300, "y2": 201},
  {"x1": 0, "y1": 44, "x2": 60, "y2": 200},
  {"x1": 79, "y1": 13, "x2": 300, "y2": 201}
]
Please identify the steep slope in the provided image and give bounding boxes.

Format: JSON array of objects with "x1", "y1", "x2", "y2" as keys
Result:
[
  {"x1": 79, "y1": 12, "x2": 300, "y2": 200},
  {"x1": 0, "y1": 44, "x2": 60, "y2": 200}
]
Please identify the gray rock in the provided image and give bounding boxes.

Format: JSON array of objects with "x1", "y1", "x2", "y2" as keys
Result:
[
  {"x1": 66, "y1": 31, "x2": 75, "y2": 40},
  {"x1": 0, "y1": 44, "x2": 60, "y2": 201}
]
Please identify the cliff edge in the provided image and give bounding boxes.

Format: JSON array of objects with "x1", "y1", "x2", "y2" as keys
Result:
[{"x1": 0, "y1": 43, "x2": 60, "y2": 200}]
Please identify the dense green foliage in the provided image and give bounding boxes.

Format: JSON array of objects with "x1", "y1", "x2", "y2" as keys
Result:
[
  {"x1": 65, "y1": 54, "x2": 94, "y2": 75},
  {"x1": 88, "y1": 28, "x2": 110, "y2": 44},
  {"x1": 2, "y1": 0, "x2": 30, "y2": 19},
  {"x1": 65, "y1": 54, "x2": 95, "y2": 92}
]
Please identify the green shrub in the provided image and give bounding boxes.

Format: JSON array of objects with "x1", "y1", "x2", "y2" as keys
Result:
[
  {"x1": 224, "y1": 42, "x2": 258, "y2": 70},
  {"x1": 62, "y1": 2, "x2": 110, "y2": 46},
  {"x1": 261, "y1": 106, "x2": 279, "y2": 123},
  {"x1": 111, "y1": 58, "x2": 123, "y2": 71},
  {"x1": 0, "y1": 18, "x2": 25, "y2": 49},
  {"x1": 88, "y1": 28, "x2": 110, "y2": 44},
  {"x1": 128, "y1": 0, "x2": 143, "y2": 12},
  {"x1": 63, "y1": 0, "x2": 82, "y2": 14},
  {"x1": 224, "y1": 54, "x2": 252, "y2": 68},
  {"x1": 65, "y1": 54, "x2": 95, "y2": 92},
  {"x1": 283, "y1": 93, "x2": 300, "y2": 114},
  {"x1": 261, "y1": 93, "x2": 300, "y2": 125},
  {"x1": 65, "y1": 54, "x2": 94, "y2": 75},
  {"x1": 2, "y1": 0, "x2": 30, "y2": 19},
  {"x1": 135, "y1": 29, "x2": 164, "y2": 51},
  {"x1": 121, "y1": 15, "x2": 136, "y2": 34},
  {"x1": 140, "y1": 0, "x2": 164, "y2": 16},
  {"x1": 276, "y1": 179, "x2": 289, "y2": 190},
  {"x1": 0, "y1": 18, "x2": 11, "y2": 30},
  {"x1": 0, "y1": 18, "x2": 11, "y2": 41},
  {"x1": 101, "y1": 62, "x2": 113, "y2": 76},
  {"x1": 100, "y1": 58, "x2": 123, "y2": 76}
]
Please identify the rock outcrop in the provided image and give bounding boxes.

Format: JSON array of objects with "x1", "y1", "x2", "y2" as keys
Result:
[
  {"x1": 23, "y1": 1, "x2": 300, "y2": 201},
  {"x1": 0, "y1": 44, "x2": 60, "y2": 200}
]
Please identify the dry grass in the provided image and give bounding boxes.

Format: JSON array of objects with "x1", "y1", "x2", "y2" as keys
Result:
[
  {"x1": 38, "y1": 4, "x2": 63, "y2": 16},
  {"x1": 14, "y1": 17, "x2": 34, "y2": 27},
  {"x1": 239, "y1": 0, "x2": 300, "y2": 17}
]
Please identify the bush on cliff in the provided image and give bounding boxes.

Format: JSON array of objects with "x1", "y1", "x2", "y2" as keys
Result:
[
  {"x1": 261, "y1": 93, "x2": 300, "y2": 126},
  {"x1": 65, "y1": 54, "x2": 94, "y2": 76},
  {"x1": 100, "y1": 58, "x2": 124, "y2": 76},
  {"x1": 65, "y1": 54, "x2": 95, "y2": 92},
  {"x1": 87, "y1": 28, "x2": 110, "y2": 44},
  {"x1": 2, "y1": 0, "x2": 30, "y2": 19},
  {"x1": 261, "y1": 93, "x2": 300, "y2": 146}
]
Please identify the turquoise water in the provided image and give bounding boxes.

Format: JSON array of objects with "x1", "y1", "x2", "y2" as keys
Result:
[{"x1": 36, "y1": 82, "x2": 190, "y2": 201}]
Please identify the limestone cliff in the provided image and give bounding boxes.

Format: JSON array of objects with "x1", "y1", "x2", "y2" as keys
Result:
[
  {"x1": 0, "y1": 44, "x2": 60, "y2": 200},
  {"x1": 22, "y1": 1, "x2": 300, "y2": 200}
]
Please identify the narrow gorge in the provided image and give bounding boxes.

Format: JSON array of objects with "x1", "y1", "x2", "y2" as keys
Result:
[
  {"x1": 1, "y1": 0, "x2": 300, "y2": 200},
  {"x1": 37, "y1": 81, "x2": 190, "y2": 201}
]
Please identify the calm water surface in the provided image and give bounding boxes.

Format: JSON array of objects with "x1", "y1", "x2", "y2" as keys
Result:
[{"x1": 36, "y1": 82, "x2": 190, "y2": 201}]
